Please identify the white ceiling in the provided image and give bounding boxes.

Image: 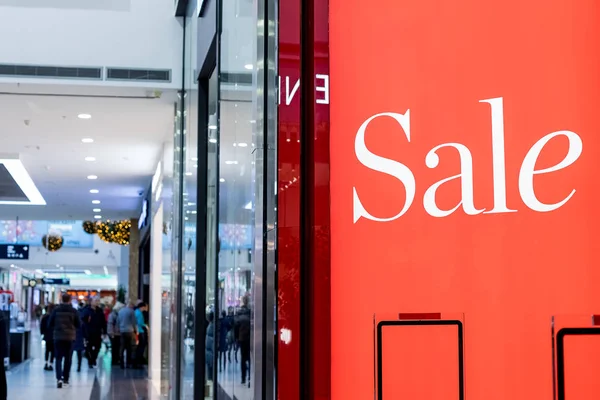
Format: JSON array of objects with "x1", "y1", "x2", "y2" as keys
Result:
[{"x1": 0, "y1": 82, "x2": 177, "y2": 221}]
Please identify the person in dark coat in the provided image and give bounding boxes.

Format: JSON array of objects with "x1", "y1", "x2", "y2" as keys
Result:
[
  {"x1": 205, "y1": 312, "x2": 215, "y2": 380},
  {"x1": 81, "y1": 297, "x2": 106, "y2": 368},
  {"x1": 40, "y1": 304, "x2": 55, "y2": 371},
  {"x1": 73, "y1": 307, "x2": 86, "y2": 372},
  {"x1": 48, "y1": 293, "x2": 81, "y2": 388},
  {"x1": 218, "y1": 310, "x2": 232, "y2": 372},
  {"x1": 0, "y1": 310, "x2": 9, "y2": 400},
  {"x1": 235, "y1": 296, "x2": 252, "y2": 385}
]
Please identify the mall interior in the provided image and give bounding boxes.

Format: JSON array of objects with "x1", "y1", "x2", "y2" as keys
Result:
[{"x1": 1, "y1": 1, "x2": 600, "y2": 400}]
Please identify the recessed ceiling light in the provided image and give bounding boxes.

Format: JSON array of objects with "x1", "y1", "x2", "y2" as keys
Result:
[
  {"x1": 225, "y1": 161, "x2": 238, "y2": 165},
  {"x1": 191, "y1": 157, "x2": 198, "y2": 161},
  {"x1": 85, "y1": 156, "x2": 96, "y2": 162},
  {"x1": 90, "y1": 189, "x2": 99, "y2": 194},
  {"x1": 244, "y1": 64, "x2": 253, "y2": 70},
  {"x1": 87, "y1": 175, "x2": 98, "y2": 180},
  {"x1": 94, "y1": 215, "x2": 102, "y2": 219},
  {"x1": 238, "y1": 142, "x2": 248, "y2": 147},
  {"x1": 78, "y1": 114, "x2": 92, "y2": 119},
  {"x1": 185, "y1": 172, "x2": 192, "y2": 176},
  {"x1": 220, "y1": 178, "x2": 225, "y2": 183},
  {"x1": 92, "y1": 200, "x2": 101, "y2": 204},
  {"x1": 82, "y1": 138, "x2": 94, "y2": 143},
  {"x1": 93, "y1": 208, "x2": 101, "y2": 212},
  {"x1": 208, "y1": 125, "x2": 217, "y2": 130},
  {"x1": 209, "y1": 138, "x2": 217, "y2": 143}
]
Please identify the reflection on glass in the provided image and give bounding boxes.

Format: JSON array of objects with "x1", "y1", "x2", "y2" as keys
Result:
[
  {"x1": 204, "y1": 68, "x2": 219, "y2": 397},
  {"x1": 216, "y1": 0, "x2": 258, "y2": 398}
]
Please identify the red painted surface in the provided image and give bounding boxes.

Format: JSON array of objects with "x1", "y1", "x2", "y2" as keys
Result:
[
  {"x1": 277, "y1": 0, "x2": 301, "y2": 398},
  {"x1": 278, "y1": 0, "x2": 330, "y2": 398}
]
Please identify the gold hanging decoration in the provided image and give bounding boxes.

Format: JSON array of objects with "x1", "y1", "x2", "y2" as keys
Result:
[{"x1": 42, "y1": 234, "x2": 64, "y2": 252}]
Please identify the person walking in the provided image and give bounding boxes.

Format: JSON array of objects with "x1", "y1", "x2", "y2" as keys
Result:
[
  {"x1": 117, "y1": 302, "x2": 137, "y2": 369},
  {"x1": 0, "y1": 310, "x2": 9, "y2": 400},
  {"x1": 134, "y1": 302, "x2": 148, "y2": 369},
  {"x1": 73, "y1": 306, "x2": 86, "y2": 372},
  {"x1": 235, "y1": 296, "x2": 252, "y2": 386},
  {"x1": 81, "y1": 297, "x2": 106, "y2": 368},
  {"x1": 40, "y1": 304, "x2": 55, "y2": 371},
  {"x1": 48, "y1": 293, "x2": 81, "y2": 389},
  {"x1": 107, "y1": 303, "x2": 123, "y2": 365}
]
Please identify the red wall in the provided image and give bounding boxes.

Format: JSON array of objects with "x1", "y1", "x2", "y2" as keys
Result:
[
  {"x1": 278, "y1": 0, "x2": 330, "y2": 398},
  {"x1": 330, "y1": 1, "x2": 600, "y2": 399}
]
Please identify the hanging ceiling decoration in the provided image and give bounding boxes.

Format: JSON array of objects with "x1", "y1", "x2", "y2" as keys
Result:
[
  {"x1": 82, "y1": 221, "x2": 97, "y2": 235},
  {"x1": 96, "y1": 220, "x2": 131, "y2": 246},
  {"x1": 42, "y1": 234, "x2": 63, "y2": 252}
]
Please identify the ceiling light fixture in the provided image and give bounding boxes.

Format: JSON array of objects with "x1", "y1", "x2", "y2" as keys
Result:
[
  {"x1": 0, "y1": 154, "x2": 46, "y2": 205},
  {"x1": 92, "y1": 200, "x2": 101, "y2": 204},
  {"x1": 81, "y1": 138, "x2": 94, "y2": 143},
  {"x1": 185, "y1": 172, "x2": 192, "y2": 176},
  {"x1": 225, "y1": 161, "x2": 238, "y2": 165},
  {"x1": 87, "y1": 175, "x2": 98, "y2": 180},
  {"x1": 85, "y1": 156, "x2": 96, "y2": 162},
  {"x1": 94, "y1": 215, "x2": 102, "y2": 219},
  {"x1": 220, "y1": 178, "x2": 225, "y2": 183},
  {"x1": 238, "y1": 142, "x2": 248, "y2": 147},
  {"x1": 90, "y1": 189, "x2": 99, "y2": 194},
  {"x1": 78, "y1": 114, "x2": 92, "y2": 119},
  {"x1": 209, "y1": 138, "x2": 217, "y2": 143},
  {"x1": 244, "y1": 64, "x2": 253, "y2": 70},
  {"x1": 93, "y1": 208, "x2": 101, "y2": 212}
]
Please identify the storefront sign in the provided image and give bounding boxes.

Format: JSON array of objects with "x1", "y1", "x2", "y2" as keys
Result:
[
  {"x1": 42, "y1": 278, "x2": 70, "y2": 285},
  {"x1": 330, "y1": 1, "x2": 600, "y2": 400},
  {"x1": 0, "y1": 244, "x2": 29, "y2": 260}
]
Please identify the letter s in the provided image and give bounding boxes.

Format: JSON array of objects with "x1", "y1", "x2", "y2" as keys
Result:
[{"x1": 353, "y1": 111, "x2": 416, "y2": 223}]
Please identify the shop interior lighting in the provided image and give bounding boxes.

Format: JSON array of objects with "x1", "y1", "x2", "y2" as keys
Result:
[
  {"x1": 237, "y1": 142, "x2": 248, "y2": 147},
  {"x1": 220, "y1": 178, "x2": 225, "y2": 183},
  {"x1": 93, "y1": 208, "x2": 101, "y2": 212},
  {"x1": 0, "y1": 154, "x2": 46, "y2": 205},
  {"x1": 244, "y1": 201, "x2": 253, "y2": 210},
  {"x1": 84, "y1": 270, "x2": 92, "y2": 275},
  {"x1": 87, "y1": 175, "x2": 98, "y2": 180},
  {"x1": 90, "y1": 189, "x2": 99, "y2": 194},
  {"x1": 244, "y1": 64, "x2": 253, "y2": 70},
  {"x1": 78, "y1": 114, "x2": 92, "y2": 119},
  {"x1": 85, "y1": 156, "x2": 96, "y2": 162},
  {"x1": 92, "y1": 200, "x2": 101, "y2": 204},
  {"x1": 82, "y1": 138, "x2": 94, "y2": 143},
  {"x1": 94, "y1": 215, "x2": 102, "y2": 219},
  {"x1": 225, "y1": 161, "x2": 238, "y2": 165},
  {"x1": 209, "y1": 138, "x2": 217, "y2": 143}
]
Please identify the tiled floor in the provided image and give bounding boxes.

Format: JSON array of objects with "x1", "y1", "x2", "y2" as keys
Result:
[{"x1": 6, "y1": 338, "x2": 160, "y2": 400}]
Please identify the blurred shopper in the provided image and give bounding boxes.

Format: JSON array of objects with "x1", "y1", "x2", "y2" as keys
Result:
[
  {"x1": 117, "y1": 301, "x2": 137, "y2": 369},
  {"x1": 40, "y1": 304, "x2": 55, "y2": 371},
  {"x1": 107, "y1": 303, "x2": 123, "y2": 365},
  {"x1": 48, "y1": 293, "x2": 80, "y2": 389},
  {"x1": 0, "y1": 309, "x2": 9, "y2": 400},
  {"x1": 73, "y1": 306, "x2": 86, "y2": 372},
  {"x1": 235, "y1": 296, "x2": 252, "y2": 385},
  {"x1": 218, "y1": 310, "x2": 232, "y2": 372},
  {"x1": 82, "y1": 297, "x2": 106, "y2": 368},
  {"x1": 205, "y1": 312, "x2": 215, "y2": 380},
  {"x1": 134, "y1": 302, "x2": 148, "y2": 368}
]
